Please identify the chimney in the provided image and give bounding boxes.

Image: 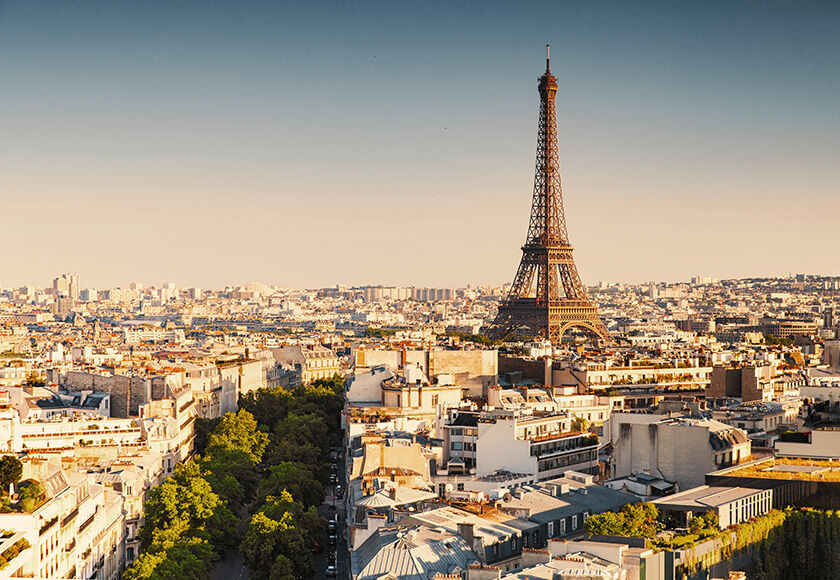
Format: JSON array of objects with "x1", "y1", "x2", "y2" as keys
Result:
[
  {"x1": 544, "y1": 357, "x2": 553, "y2": 386},
  {"x1": 457, "y1": 522, "x2": 475, "y2": 548},
  {"x1": 388, "y1": 487, "x2": 397, "y2": 501}
]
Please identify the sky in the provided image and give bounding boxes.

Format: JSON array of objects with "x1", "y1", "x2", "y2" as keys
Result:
[{"x1": 1, "y1": 1, "x2": 838, "y2": 290}]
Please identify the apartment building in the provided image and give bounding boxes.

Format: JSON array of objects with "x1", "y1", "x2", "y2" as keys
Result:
[
  {"x1": 0, "y1": 466, "x2": 125, "y2": 580},
  {"x1": 271, "y1": 345, "x2": 340, "y2": 383},
  {"x1": 488, "y1": 385, "x2": 612, "y2": 425},
  {"x1": 610, "y1": 413, "x2": 751, "y2": 490},
  {"x1": 442, "y1": 409, "x2": 599, "y2": 480}
]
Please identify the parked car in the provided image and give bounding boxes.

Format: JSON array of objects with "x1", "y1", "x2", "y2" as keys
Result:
[
  {"x1": 328, "y1": 533, "x2": 337, "y2": 545},
  {"x1": 326, "y1": 564, "x2": 337, "y2": 577}
]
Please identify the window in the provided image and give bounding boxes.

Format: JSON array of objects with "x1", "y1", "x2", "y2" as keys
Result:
[
  {"x1": 560, "y1": 519, "x2": 566, "y2": 533},
  {"x1": 548, "y1": 522, "x2": 554, "y2": 536},
  {"x1": 451, "y1": 442, "x2": 463, "y2": 451},
  {"x1": 572, "y1": 515, "x2": 578, "y2": 529},
  {"x1": 431, "y1": 395, "x2": 439, "y2": 406},
  {"x1": 451, "y1": 428, "x2": 463, "y2": 436}
]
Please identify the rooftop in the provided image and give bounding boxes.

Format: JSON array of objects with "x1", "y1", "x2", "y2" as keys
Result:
[
  {"x1": 653, "y1": 485, "x2": 764, "y2": 510},
  {"x1": 722, "y1": 457, "x2": 840, "y2": 482}
]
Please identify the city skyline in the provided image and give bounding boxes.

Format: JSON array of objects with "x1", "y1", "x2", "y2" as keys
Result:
[
  {"x1": 4, "y1": 271, "x2": 838, "y2": 293},
  {"x1": 3, "y1": 1, "x2": 839, "y2": 289}
]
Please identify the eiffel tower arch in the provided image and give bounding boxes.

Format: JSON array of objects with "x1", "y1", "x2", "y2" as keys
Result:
[{"x1": 489, "y1": 47, "x2": 613, "y2": 346}]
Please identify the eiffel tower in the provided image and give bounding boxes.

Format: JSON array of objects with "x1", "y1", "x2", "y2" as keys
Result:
[{"x1": 490, "y1": 47, "x2": 612, "y2": 346}]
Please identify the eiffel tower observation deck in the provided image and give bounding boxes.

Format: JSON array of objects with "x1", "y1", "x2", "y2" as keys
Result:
[{"x1": 490, "y1": 46, "x2": 613, "y2": 346}]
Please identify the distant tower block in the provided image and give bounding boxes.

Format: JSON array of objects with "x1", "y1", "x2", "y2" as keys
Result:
[{"x1": 490, "y1": 47, "x2": 612, "y2": 346}]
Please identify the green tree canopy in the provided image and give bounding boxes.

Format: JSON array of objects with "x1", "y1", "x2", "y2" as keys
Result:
[
  {"x1": 198, "y1": 446, "x2": 259, "y2": 508},
  {"x1": 138, "y1": 462, "x2": 238, "y2": 555},
  {"x1": 240, "y1": 492, "x2": 322, "y2": 580},
  {"x1": 16, "y1": 480, "x2": 44, "y2": 512},
  {"x1": 239, "y1": 387, "x2": 295, "y2": 428},
  {"x1": 192, "y1": 417, "x2": 221, "y2": 456},
  {"x1": 585, "y1": 503, "x2": 660, "y2": 539},
  {"x1": 274, "y1": 412, "x2": 330, "y2": 454},
  {"x1": 258, "y1": 462, "x2": 323, "y2": 508},
  {"x1": 123, "y1": 528, "x2": 215, "y2": 580},
  {"x1": 206, "y1": 410, "x2": 268, "y2": 464},
  {"x1": 0, "y1": 456, "x2": 23, "y2": 490}
]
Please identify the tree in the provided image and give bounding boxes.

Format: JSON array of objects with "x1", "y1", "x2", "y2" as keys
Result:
[
  {"x1": 24, "y1": 372, "x2": 45, "y2": 387},
  {"x1": 258, "y1": 462, "x2": 323, "y2": 508},
  {"x1": 689, "y1": 514, "x2": 705, "y2": 535},
  {"x1": 193, "y1": 417, "x2": 221, "y2": 456},
  {"x1": 584, "y1": 503, "x2": 660, "y2": 540},
  {"x1": 0, "y1": 456, "x2": 23, "y2": 491},
  {"x1": 273, "y1": 412, "x2": 330, "y2": 457},
  {"x1": 16, "y1": 480, "x2": 43, "y2": 512},
  {"x1": 571, "y1": 417, "x2": 590, "y2": 433},
  {"x1": 239, "y1": 387, "x2": 295, "y2": 429},
  {"x1": 139, "y1": 462, "x2": 238, "y2": 556},
  {"x1": 199, "y1": 446, "x2": 259, "y2": 507},
  {"x1": 240, "y1": 491, "x2": 321, "y2": 580},
  {"x1": 123, "y1": 530, "x2": 215, "y2": 580},
  {"x1": 206, "y1": 410, "x2": 268, "y2": 464},
  {"x1": 584, "y1": 511, "x2": 625, "y2": 537},
  {"x1": 263, "y1": 440, "x2": 323, "y2": 476}
]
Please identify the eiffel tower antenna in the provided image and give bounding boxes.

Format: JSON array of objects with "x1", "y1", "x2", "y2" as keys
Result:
[{"x1": 489, "y1": 50, "x2": 612, "y2": 346}]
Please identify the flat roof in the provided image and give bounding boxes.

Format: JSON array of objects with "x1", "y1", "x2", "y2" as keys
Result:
[
  {"x1": 719, "y1": 457, "x2": 840, "y2": 482},
  {"x1": 763, "y1": 465, "x2": 828, "y2": 475},
  {"x1": 654, "y1": 485, "x2": 764, "y2": 510}
]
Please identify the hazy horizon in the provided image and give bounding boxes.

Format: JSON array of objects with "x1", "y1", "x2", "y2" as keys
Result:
[
  {"x1": 4, "y1": 272, "x2": 836, "y2": 293},
  {"x1": 3, "y1": 1, "x2": 838, "y2": 289}
]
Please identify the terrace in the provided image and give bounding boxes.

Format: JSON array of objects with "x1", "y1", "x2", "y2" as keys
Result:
[{"x1": 723, "y1": 457, "x2": 840, "y2": 482}]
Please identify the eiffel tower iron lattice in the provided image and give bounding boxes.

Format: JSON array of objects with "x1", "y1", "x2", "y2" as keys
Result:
[{"x1": 490, "y1": 46, "x2": 613, "y2": 346}]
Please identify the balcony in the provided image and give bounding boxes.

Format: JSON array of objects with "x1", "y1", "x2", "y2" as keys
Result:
[
  {"x1": 61, "y1": 506, "x2": 79, "y2": 528},
  {"x1": 79, "y1": 511, "x2": 96, "y2": 533},
  {"x1": 531, "y1": 433, "x2": 599, "y2": 458},
  {"x1": 39, "y1": 516, "x2": 58, "y2": 535}
]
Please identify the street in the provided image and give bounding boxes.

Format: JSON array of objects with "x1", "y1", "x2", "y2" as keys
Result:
[{"x1": 312, "y1": 484, "x2": 348, "y2": 579}]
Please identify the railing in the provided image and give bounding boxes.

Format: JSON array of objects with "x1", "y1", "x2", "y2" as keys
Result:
[
  {"x1": 39, "y1": 516, "x2": 58, "y2": 535},
  {"x1": 529, "y1": 430, "x2": 585, "y2": 443},
  {"x1": 179, "y1": 415, "x2": 195, "y2": 431},
  {"x1": 22, "y1": 427, "x2": 141, "y2": 438},
  {"x1": 79, "y1": 511, "x2": 96, "y2": 533},
  {"x1": 61, "y1": 506, "x2": 79, "y2": 528}
]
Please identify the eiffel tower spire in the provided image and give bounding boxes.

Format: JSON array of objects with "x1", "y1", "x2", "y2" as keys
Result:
[{"x1": 489, "y1": 49, "x2": 612, "y2": 345}]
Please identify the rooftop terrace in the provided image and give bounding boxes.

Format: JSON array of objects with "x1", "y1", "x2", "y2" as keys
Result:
[{"x1": 724, "y1": 457, "x2": 840, "y2": 482}]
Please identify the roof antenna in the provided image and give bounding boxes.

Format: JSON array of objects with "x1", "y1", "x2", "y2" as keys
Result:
[{"x1": 546, "y1": 43, "x2": 550, "y2": 73}]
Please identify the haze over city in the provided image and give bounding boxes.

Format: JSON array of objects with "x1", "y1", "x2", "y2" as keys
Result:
[
  {"x1": 5, "y1": 3, "x2": 840, "y2": 580},
  {"x1": 3, "y1": 1, "x2": 839, "y2": 289}
]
